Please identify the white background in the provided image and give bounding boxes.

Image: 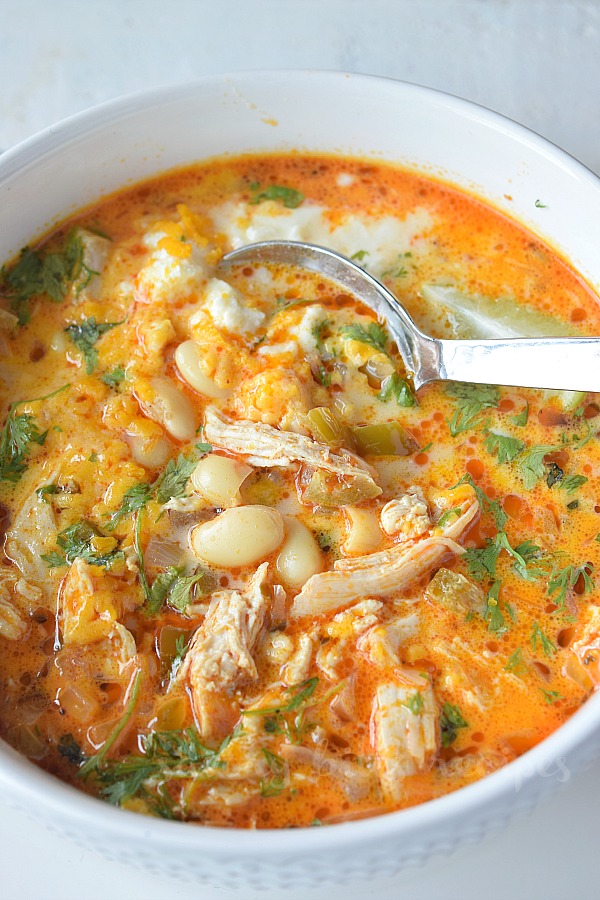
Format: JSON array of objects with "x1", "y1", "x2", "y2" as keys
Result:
[{"x1": 1, "y1": 1, "x2": 599, "y2": 898}]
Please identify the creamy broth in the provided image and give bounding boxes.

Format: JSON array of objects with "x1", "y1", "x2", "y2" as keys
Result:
[{"x1": 0, "y1": 154, "x2": 599, "y2": 828}]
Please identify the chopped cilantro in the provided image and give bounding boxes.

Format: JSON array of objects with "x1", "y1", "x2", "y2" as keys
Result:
[
  {"x1": 510, "y1": 403, "x2": 529, "y2": 427},
  {"x1": 0, "y1": 384, "x2": 70, "y2": 484},
  {"x1": 101, "y1": 367, "x2": 126, "y2": 388},
  {"x1": 453, "y1": 473, "x2": 507, "y2": 531},
  {"x1": 377, "y1": 372, "x2": 417, "y2": 407},
  {"x1": 154, "y1": 454, "x2": 198, "y2": 505},
  {"x1": 260, "y1": 748, "x2": 287, "y2": 797},
  {"x1": 560, "y1": 474, "x2": 588, "y2": 495},
  {"x1": 65, "y1": 317, "x2": 124, "y2": 375},
  {"x1": 504, "y1": 647, "x2": 528, "y2": 675},
  {"x1": 312, "y1": 319, "x2": 330, "y2": 356},
  {"x1": 547, "y1": 561, "x2": 594, "y2": 610},
  {"x1": 483, "y1": 430, "x2": 525, "y2": 464},
  {"x1": 249, "y1": 184, "x2": 304, "y2": 209},
  {"x1": 446, "y1": 383, "x2": 500, "y2": 435},
  {"x1": 41, "y1": 520, "x2": 123, "y2": 569},
  {"x1": 0, "y1": 230, "x2": 85, "y2": 324},
  {"x1": 350, "y1": 250, "x2": 370, "y2": 262},
  {"x1": 437, "y1": 507, "x2": 462, "y2": 528},
  {"x1": 541, "y1": 689, "x2": 562, "y2": 704},
  {"x1": 484, "y1": 579, "x2": 507, "y2": 634},
  {"x1": 314, "y1": 365, "x2": 331, "y2": 387},
  {"x1": 36, "y1": 483, "x2": 60, "y2": 502},
  {"x1": 530, "y1": 621, "x2": 557, "y2": 658},
  {"x1": 535, "y1": 199, "x2": 548, "y2": 208},
  {"x1": 146, "y1": 566, "x2": 183, "y2": 617},
  {"x1": 167, "y1": 569, "x2": 212, "y2": 612},
  {"x1": 440, "y1": 703, "x2": 469, "y2": 747},
  {"x1": 106, "y1": 482, "x2": 153, "y2": 531},
  {"x1": 403, "y1": 692, "x2": 424, "y2": 715},
  {"x1": 340, "y1": 321, "x2": 389, "y2": 355}
]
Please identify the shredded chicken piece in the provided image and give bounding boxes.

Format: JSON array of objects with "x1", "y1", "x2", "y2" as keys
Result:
[
  {"x1": 316, "y1": 600, "x2": 382, "y2": 679},
  {"x1": 5, "y1": 492, "x2": 56, "y2": 583},
  {"x1": 282, "y1": 632, "x2": 315, "y2": 685},
  {"x1": 566, "y1": 604, "x2": 600, "y2": 690},
  {"x1": 372, "y1": 679, "x2": 438, "y2": 802},
  {"x1": 179, "y1": 562, "x2": 271, "y2": 740},
  {"x1": 57, "y1": 558, "x2": 137, "y2": 678},
  {"x1": 60, "y1": 558, "x2": 119, "y2": 645},
  {"x1": 380, "y1": 488, "x2": 430, "y2": 541},
  {"x1": 0, "y1": 596, "x2": 27, "y2": 640},
  {"x1": 279, "y1": 744, "x2": 376, "y2": 802},
  {"x1": 358, "y1": 613, "x2": 420, "y2": 668},
  {"x1": 203, "y1": 406, "x2": 379, "y2": 483},
  {"x1": 291, "y1": 489, "x2": 478, "y2": 617}
]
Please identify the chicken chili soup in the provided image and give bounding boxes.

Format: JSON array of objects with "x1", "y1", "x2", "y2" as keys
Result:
[{"x1": 0, "y1": 154, "x2": 599, "y2": 829}]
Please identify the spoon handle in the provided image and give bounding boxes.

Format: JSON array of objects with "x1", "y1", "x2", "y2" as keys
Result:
[{"x1": 427, "y1": 336, "x2": 600, "y2": 393}]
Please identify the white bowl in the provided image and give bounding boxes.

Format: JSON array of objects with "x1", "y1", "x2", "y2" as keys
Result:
[{"x1": 1, "y1": 71, "x2": 600, "y2": 890}]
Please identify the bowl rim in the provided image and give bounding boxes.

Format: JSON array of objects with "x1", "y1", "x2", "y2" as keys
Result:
[{"x1": 1, "y1": 68, "x2": 599, "y2": 853}]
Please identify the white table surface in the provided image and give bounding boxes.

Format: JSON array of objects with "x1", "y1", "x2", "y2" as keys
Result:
[{"x1": 1, "y1": 2, "x2": 599, "y2": 898}]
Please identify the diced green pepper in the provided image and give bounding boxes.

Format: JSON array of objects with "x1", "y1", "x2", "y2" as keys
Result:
[
  {"x1": 421, "y1": 284, "x2": 577, "y2": 340},
  {"x1": 300, "y1": 468, "x2": 381, "y2": 507},
  {"x1": 351, "y1": 421, "x2": 419, "y2": 457},
  {"x1": 425, "y1": 567, "x2": 485, "y2": 615},
  {"x1": 307, "y1": 407, "x2": 358, "y2": 452}
]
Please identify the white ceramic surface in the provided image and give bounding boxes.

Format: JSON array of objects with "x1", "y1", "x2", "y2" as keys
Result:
[{"x1": 1, "y1": 70, "x2": 600, "y2": 891}]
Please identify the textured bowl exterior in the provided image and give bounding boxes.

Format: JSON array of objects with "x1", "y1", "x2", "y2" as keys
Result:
[{"x1": 1, "y1": 71, "x2": 600, "y2": 889}]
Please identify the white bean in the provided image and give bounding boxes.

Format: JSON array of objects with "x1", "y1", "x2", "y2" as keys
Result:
[
  {"x1": 275, "y1": 516, "x2": 323, "y2": 590},
  {"x1": 138, "y1": 377, "x2": 196, "y2": 442},
  {"x1": 190, "y1": 505, "x2": 284, "y2": 567},
  {"x1": 126, "y1": 433, "x2": 172, "y2": 469},
  {"x1": 175, "y1": 340, "x2": 230, "y2": 399},
  {"x1": 342, "y1": 507, "x2": 382, "y2": 555},
  {"x1": 191, "y1": 454, "x2": 253, "y2": 508}
]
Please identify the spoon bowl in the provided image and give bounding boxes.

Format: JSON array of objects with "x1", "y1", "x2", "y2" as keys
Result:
[{"x1": 220, "y1": 240, "x2": 600, "y2": 392}]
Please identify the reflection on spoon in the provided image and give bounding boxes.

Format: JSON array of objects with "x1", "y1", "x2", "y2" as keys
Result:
[{"x1": 219, "y1": 240, "x2": 600, "y2": 393}]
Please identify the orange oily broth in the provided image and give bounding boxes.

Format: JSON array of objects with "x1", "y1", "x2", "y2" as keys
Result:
[{"x1": 0, "y1": 154, "x2": 598, "y2": 829}]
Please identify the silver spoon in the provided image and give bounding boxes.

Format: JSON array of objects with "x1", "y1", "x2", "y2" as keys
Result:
[{"x1": 219, "y1": 240, "x2": 600, "y2": 392}]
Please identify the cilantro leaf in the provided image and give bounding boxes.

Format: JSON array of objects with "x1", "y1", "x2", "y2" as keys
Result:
[
  {"x1": 167, "y1": 570, "x2": 212, "y2": 612},
  {"x1": 454, "y1": 472, "x2": 507, "y2": 530},
  {"x1": 106, "y1": 452, "x2": 202, "y2": 532},
  {"x1": 483, "y1": 430, "x2": 525, "y2": 464},
  {"x1": 403, "y1": 692, "x2": 424, "y2": 715},
  {"x1": 518, "y1": 428, "x2": 592, "y2": 490},
  {"x1": 484, "y1": 579, "x2": 508, "y2": 634},
  {"x1": 65, "y1": 317, "x2": 124, "y2": 375},
  {"x1": 547, "y1": 561, "x2": 594, "y2": 610},
  {"x1": 154, "y1": 454, "x2": 198, "y2": 505},
  {"x1": 249, "y1": 184, "x2": 304, "y2": 208},
  {"x1": 560, "y1": 474, "x2": 588, "y2": 495},
  {"x1": 0, "y1": 384, "x2": 70, "y2": 484},
  {"x1": 440, "y1": 703, "x2": 469, "y2": 747},
  {"x1": 446, "y1": 383, "x2": 500, "y2": 436},
  {"x1": 101, "y1": 367, "x2": 126, "y2": 388},
  {"x1": 377, "y1": 372, "x2": 417, "y2": 407},
  {"x1": 41, "y1": 520, "x2": 123, "y2": 569},
  {"x1": 0, "y1": 231, "x2": 85, "y2": 323},
  {"x1": 105, "y1": 482, "x2": 153, "y2": 532},
  {"x1": 260, "y1": 748, "x2": 287, "y2": 797},
  {"x1": 530, "y1": 621, "x2": 557, "y2": 658},
  {"x1": 504, "y1": 647, "x2": 528, "y2": 675},
  {"x1": 147, "y1": 566, "x2": 183, "y2": 617},
  {"x1": 340, "y1": 321, "x2": 390, "y2": 354},
  {"x1": 510, "y1": 403, "x2": 529, "y2": 427}
]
